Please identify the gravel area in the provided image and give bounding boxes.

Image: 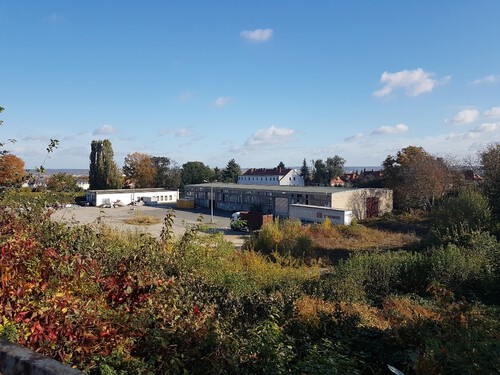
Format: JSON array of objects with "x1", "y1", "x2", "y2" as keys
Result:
[{"x1": 50, "y1": 204, "x2": 248, "y2": 248}]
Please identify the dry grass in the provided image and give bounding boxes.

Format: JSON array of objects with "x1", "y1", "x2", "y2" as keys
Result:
[
  {"x1": 305, "y1": 222, "x2": 420, "y2": 252},
  {"x1": 123, "y1": 215, "x2": 162, "y2": 226}
]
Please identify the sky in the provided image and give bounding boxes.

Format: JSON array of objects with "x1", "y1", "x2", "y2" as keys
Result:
[{"x1": 1, "y1": 1, "x2": 500, "y2": 170}]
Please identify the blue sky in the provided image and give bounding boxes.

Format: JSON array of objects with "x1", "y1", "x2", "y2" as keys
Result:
[{"x1": 1, "y1": 1, "x2": 499, "y2": 170}]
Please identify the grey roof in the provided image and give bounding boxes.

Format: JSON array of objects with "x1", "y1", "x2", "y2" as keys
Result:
[{"x1": 185, "y1": 182, "x2": 356, "y2": 194}]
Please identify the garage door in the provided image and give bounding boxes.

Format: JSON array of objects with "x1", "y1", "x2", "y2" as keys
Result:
[{"x1": 274, "y1": 197, "x2": 289, "y2": 216}]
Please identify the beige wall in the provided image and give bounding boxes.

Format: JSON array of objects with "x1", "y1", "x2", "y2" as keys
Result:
[{"x1": 331, "y1": 188, "x2": 393, "y2": 220}]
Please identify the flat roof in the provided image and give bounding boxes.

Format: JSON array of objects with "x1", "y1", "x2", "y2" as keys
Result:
[
  {"x1": 185, "y1": 182, "x2": 356, "y2": 194},
  {"x1": 87, "y1": 188, "x2": 177, "y2": 194}
]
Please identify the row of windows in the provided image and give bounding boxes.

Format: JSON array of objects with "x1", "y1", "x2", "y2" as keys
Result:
[{"x1": 238, "y1": 176, "x2": 299, "y2": 181}]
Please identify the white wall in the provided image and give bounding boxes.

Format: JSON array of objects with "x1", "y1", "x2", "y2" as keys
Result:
[
  {"x1": 289, "y1": 204, "x2": 352, "y2": 225},
  {"x1": 86, "y1": 190, "x2": 178, "y2": 206}
]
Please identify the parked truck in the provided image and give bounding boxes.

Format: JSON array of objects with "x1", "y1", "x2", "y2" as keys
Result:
[{"x1": 230, "y1": 211, "x2": 274, "y2": 231}]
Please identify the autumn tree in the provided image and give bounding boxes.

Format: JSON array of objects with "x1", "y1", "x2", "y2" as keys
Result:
[
  {"x1": 480, "y1": 142, "x2": 500, "y2": 217},
  {"x1": 221, "y1": 158, "x2": 241, "y2": 183},
  {"x1": 181, "y1": 161, "x2": 214, "y2": 186},
  {"x1": 89, "y1": 139, "x2": 122, "y2": 190},
  {"x1": 383, "y1": 146, "x2": 448, "y2": 211},
  {"x1": 151, "y1": 156, "x2": 181, "y2": 190},
  {"x1": 123, "y1": 152, "x2": 156, "y2": 188},
  {"x1": 0, "y1": 154, "x2": 25, "y2": 188},
  {"x1": 47, "y1": 172, "x2": 80, "y2": 192}
]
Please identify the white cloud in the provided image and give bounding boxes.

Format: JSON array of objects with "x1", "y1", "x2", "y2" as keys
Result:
[
  {"x1": 372, "y1": 123, "x2": 409, "y2": 135},
  {"x1": 450, "y1": 109, "x2": 480, "y2": 125},
  {"x1": 214, "y1": 96, "x2": 231, "y2": 107},
  {"x1": 484, "y1": 107, "x2": 500, "y2": 118},
  {"x1": 240, "y1": 28, "x2": 273, "y2": 43},
  {"x1": 472, "y1": 123, "x2": 499, "y2": 133},
  {"x1": 93, "y1": 124, "x2": 117, "y2": 135},
  {"x1": 471, "y1": 75, "x2": 500, "y2": 85},
  {"x1": 373, "y1": 68, "x2": 447, "y2": 97},
  {"x1": 245, "y1": 125, "x2": 295, "y2": 146}
]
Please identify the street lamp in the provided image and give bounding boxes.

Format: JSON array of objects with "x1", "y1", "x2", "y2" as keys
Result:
[{"x1": 204, "y1": 180, "x2": 217, "y2": 224}]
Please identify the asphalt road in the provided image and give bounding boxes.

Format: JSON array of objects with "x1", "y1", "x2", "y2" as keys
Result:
[{"x1": 51, "y1": 203, "x2": 248, "y2": 248}]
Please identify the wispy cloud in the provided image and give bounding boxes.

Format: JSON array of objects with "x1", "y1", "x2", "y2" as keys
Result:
[
  {"x1": 373, "y1": 68, "x2": 449, "y2": 97},
  {"x1": 244, "y1": 125, "x2": 295, "y2": 147},
  {"x1": 240, "y1": 28, "x2": 273, "y2": 43},
  {"x1": 445, "y1": 132, "x2": 479, "y2": 141},
  {"x1": 175, "y1": 127, "x2": 192, "y2": 138},
  {"x1": 178, "y1": 91, "x2": 195, "y2": 101},
  {"x1": 344, "y1": 133, "x2": 365, "y2": 143},
  {"x1": 484, "y1": 107, "x2": 500, "y2": 118},
  {"x1": 472, "y1": 123, "x2": 499, "y2": 133},
  {"x1": 22, "y1": 135, "x2": 47, "y2": 142},
  {"x1": 471, "y1": 74, "x2": 500, "y2": 85},
  {"x1": 213, "y1": 96, "x2": 231, "y2": 107},
  {"x1": 449, "y1": 109, "x2": 480, "y2": 125},
  {"x1": 47, "y1": 13, "x2": 67, "y2": 25},
  {"x1": 371, "y1": 123, "x2": 409, "y2": 135},
  {"x1": 93, "y1": 124, "x2": 117, "y2": 135}
]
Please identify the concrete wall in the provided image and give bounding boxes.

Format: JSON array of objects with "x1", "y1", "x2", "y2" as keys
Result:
[
  {"x1": 0, "y1": 339, "x2": 82, "y2": 375},
  {"x1": 332, "y1": 188, "x2": 392, "y2": 219}
]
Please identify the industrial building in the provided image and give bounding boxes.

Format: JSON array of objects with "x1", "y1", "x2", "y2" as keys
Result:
[
  {"x1": 86, "y1": 188, "x2": 179, "y2": 207},
  {"x1": 184, "y1": 183, "x2": 392, "y2": 222}
]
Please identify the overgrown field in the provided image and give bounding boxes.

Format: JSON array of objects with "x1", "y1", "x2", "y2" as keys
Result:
[{"x1": 1, "y1": 196, "x2": 499, "y2": 374}]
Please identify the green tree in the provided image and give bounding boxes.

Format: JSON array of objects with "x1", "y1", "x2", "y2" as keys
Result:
[
  {"x1": 151, "y1": 156, "x2": 181, "y2": 189},
  {"x1": 221, "y1": 158, "x2": 241, "y2": 183},
  {"x1": 47, "y1": 173, "x2": 80, "y2": 192},
  {"x1": 123, "y1": 152, "x2": 156, "y2": 188},
  {"x1": 431, "y1": 187, "x2": 492, "y2": 245},
  {"x1": 312, "y1": 159, "x2": 329, "y2": 185},
  {"x1": 277, "y1": 161, "x2": 285, "y2": 169},
  {"x1": 89, "y1": 139, "x2": 122, "y2": 190},
  {"x1": 181, "y1": 161, "x2": 214, "y2": 186},
  {"x1": 480, "y1": 143, "x2": 500, "y2": 218},
  {"x1": 213, "y1": 166, "x2": 223, "y2": 182},
  {"x1": 300, "y1": 158, "x2": 311, "y2": 185},
  {"x1": 383, "y1": 146, "x2": 448, "y2": 211},
  {"x1": 326, "y1": 155, "x2": 345, "y2": 180}
]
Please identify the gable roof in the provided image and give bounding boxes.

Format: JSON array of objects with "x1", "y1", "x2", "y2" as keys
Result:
[{"x1": 242, "y1": 168, "x2": 292, "y2": 177}]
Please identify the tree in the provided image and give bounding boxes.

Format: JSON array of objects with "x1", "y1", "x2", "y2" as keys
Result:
[
  {"x1": 431, "y1": 187, "x2": 491, "y2": 245},
  {"x1": 181, "y1": 161, "x2": 214, "y2": 186},
  {"x1": 277, "y1": 161, "x2": 285, "y2": 169},
  {"x1": 326, "y1": 155, "x2": 345, "y2": 180},
  {"x1": 89, "y1": 139, "x2": 122, "y2": 190},
  {"x1": 312, "y1": 159, "x2": 329, "y2": 186},
  {"x1": 480, "y1": 143, "x2": 500, "y2": 217},
  {"x1": 123, "y1": 152, "x2": 156, "y2": 188},
  {"x1": 151, "y1": 156, "x2": 181, "y2": 189},
  {"x1": 213, "y1": 166, "x2": 223, "y2": 182},
  {"x1": 383, "y1": 146, "x2": 448, "y2": 211},
  {"x1": 300, "y1": 158, "x2": 311, "y2": 185},
  {"x1": 0, "y1": 154, "x2": 25, "y2": 188},
  {"x1": 47, "y1": 172, "x2": 80, "y2": 192},
  {"x1": 221, "y1": 158, "x2": 241, "y2": 183}
]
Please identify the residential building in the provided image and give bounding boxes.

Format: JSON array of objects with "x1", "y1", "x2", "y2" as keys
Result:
[{"x1": 238, "y1": 167, "x2": 305, "y2": 186}]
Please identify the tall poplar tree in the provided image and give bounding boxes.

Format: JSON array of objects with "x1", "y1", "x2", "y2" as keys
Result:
[{"x1": 89, "y1": 139, "x2": 122, "y2": 190}]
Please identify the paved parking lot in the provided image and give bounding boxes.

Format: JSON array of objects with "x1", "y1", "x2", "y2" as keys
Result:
[{"x1": 51, "y1": 204, "x2": 248, "y2": 248}]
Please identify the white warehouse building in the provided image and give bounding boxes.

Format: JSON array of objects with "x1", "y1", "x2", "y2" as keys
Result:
[{"x1": 86, "y1": 188, "x2": 179, "y2": 207}]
